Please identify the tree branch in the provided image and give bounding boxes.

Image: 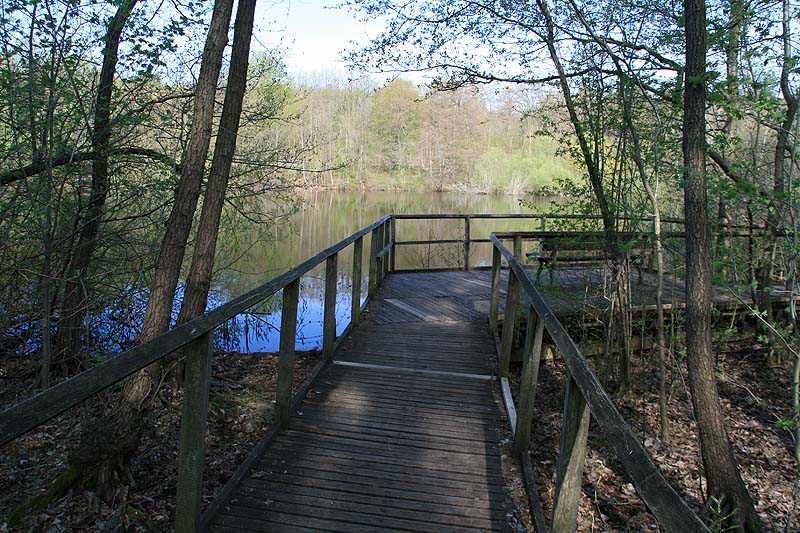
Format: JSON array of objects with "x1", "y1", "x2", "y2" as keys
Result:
[{"x1": 0, "y1": 147, "x2": 181, "y2": 186}]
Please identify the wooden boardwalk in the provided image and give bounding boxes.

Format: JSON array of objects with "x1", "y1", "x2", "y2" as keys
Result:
[{"x1": 207, "y1": 271, "x2": 523, "y2": 532}]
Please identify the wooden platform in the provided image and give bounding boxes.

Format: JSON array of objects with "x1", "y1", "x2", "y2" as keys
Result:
[{"x1": 207, "y1": 272, "x2": 523, "y2": 532}]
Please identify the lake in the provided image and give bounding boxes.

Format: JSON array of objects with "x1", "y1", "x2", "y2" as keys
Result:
[{"x1": 207, "y1": 190, "x2": 560, "y2": 353}]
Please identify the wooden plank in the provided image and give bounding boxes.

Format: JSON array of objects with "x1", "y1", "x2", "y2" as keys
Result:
[
  {"x1": 521, "y1": 451, "x2": 549, "y2": 533},
  {"x1": 552, "y1": 375, "x2": 591, "y2": 532},
  {"x1": 235, "y1": 481, "x2": 508, "y2": 523},
  {"x1": 464, "y1": 215, "x2": 471, "y2": 271},
  {"x1": 500, "y1": 377, "x2": 517, "y2": 434},
  {"x1": 229, "y1": 492, "x2": 502, "y2": 531},
  {"x1": 322, "y1": 252, "x2": 338, "y2": 362},
  {"x1": 276, "y1": 279, "x2": 300, "y2": 429},
  {"x1": 383, "y1": 298, "x2": 439, "y2": 321},
  {"x1": 513, "y1": 308, "x2": 545, "y2": 456},
  {"x1": 257, "y1": 454, "x2": 509, "y2": 497},
  {"x1": 333, "y1": 360, "x2": 491, "y2": 379},
  {"x1": 351, "y1": 236, "x2": 363, "y2": 326},
  {"x1": 175, "y1": 331, "x2": 213, "y2": 533},
  {"x1": 489, "y1": 246, "x2": 502, "y2": 332},
  {"x1": 267, "y1": 439, "x2": 501, "y2": 479},
  {"x1": 245, "y1": 466, "x2": 506, "y2": 506},
  {"x1": 389, "y1": 217, "x2": 396, "y2": 272},
  {"x1": 498, "y1": 270, "x2": 520, "y2": 377},
  {"x1": 368, "y1": 226, "x2": 379, "y2": 297}
]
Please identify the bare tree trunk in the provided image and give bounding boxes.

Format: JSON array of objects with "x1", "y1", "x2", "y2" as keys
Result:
[
  {"x1": 683, "y1": 1, "x2": 760, "y2": 529},
  {"x1": 69, "y1": 0, "x2": 234, "y2": 501},
  {"x1": 177, "y1": 0, "x2": 257, "y2": 323},
  {"x1": 139, "y1": 0, "x2": 234, "y2": 343},
  {"x1": 54, "y1": 0, "x2": 138, "y2": 374}
]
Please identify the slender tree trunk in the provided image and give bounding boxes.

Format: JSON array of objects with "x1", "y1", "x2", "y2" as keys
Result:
[
  {"x1": 177, "y1": 0, "x2": 257, "y2": 323},
  {"x1": 683, "y1": 1, "x2": 760, "y2": 529},
  {"x1": 54, "y1": 0, "x2": 138, "y2": 374},
  {"x1": 69, "y1": 0, "x2": 234, "y2": 501},
  {"x1": 139, "y1": 0, "x2": 234, "y2": 343}
]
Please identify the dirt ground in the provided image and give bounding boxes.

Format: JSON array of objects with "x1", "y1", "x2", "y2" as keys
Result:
[
  {"x1": 509, "y1": 336, "x2": 799, "y2": 532},
  {"x1": 0, "y1": 350, "x2": 321, "y2": 532}
]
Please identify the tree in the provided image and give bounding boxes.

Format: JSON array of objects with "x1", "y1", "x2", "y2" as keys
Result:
[
  {"x1": 54, "y1": 0, "x2": 139, "y2": 374},
  {"x1": 70, "y1": 0, "x2": 235, "y2": 500},
  {"x1": 683, "y1": 0, "x2": 760, "y2": 528},
  {"x1": 345, "y1": 0, "x2": 764, "y2": 526}
]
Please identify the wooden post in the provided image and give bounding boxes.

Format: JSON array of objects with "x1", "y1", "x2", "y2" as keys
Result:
[
  {"x1": 389, "y1": 217, "x2": 396, "y2": 272},
  {"x1": 323, "y1": 252, "x2": 338, "y2": 362},
  {"x1": 376, "y1": 223, "x2": 385, "y2": 286},
  {"x1": 368, "y1": 227, "x2": 379, "y2": 297},
  {"x1": 489, "y1": 246, "x2": 502, "y2": 333},
  {"x1": 382, "y1": 220, "x2": 390, "y2": 277},
  {"x1": 276, "y1": 278, "x2": 300, "y2": 429},
  {"x1": 175, "y1": 330, "x2": 213, "y2": 533},
  {"x1": 498, "y1": 270, "x2": 520, "y2": 377},
  {"x1": 513, "y1": 307, "x2": 545, "y2": 456},
  {"x1": 552, "y1": 375, "x2": 591, "y2": 532},
  {"x1": 539, "y1": 216, "x2": 547, "y2": 256},
  {"x1": 351, "y1": 237, "x2": 363, "y2": 326},
  {"x1": 513, "y1": 235, "x2": 522, "y2": 261},
  {"x1": 463, "y1": 216, "x2": 471, "y2": 271}
]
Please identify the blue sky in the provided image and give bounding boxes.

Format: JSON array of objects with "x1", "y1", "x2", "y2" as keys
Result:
[{"x1": 253, "y1": 0, "x2": 384, "y2": 78}]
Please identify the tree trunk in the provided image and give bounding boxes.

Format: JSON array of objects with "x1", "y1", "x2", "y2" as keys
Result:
[
  {"x1": 69, "y1": 0, "x2": 234, "y2": 501},
  {"x1": 54, "y1": 0, "x2": 138, "y2": 374},
  {"x1": 139, "y1": 0, "x2": 235, "y2": 343},
  {"x1": 177, "y1": 0, "x2": 257, "y2": 324},
  {"x1": 682, "y1": 1, "x2": 761, "y2": 529}
]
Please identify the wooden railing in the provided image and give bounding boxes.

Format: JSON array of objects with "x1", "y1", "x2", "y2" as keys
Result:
[
  {"x1": 0, "y1": 215, "x2": 393, "y2": 533},
  {"x1": 391, "y1": 213, "x2": 693, "y2": 271},
  {"x1": 488, "y1": 233, "x2": 709, "y2": 532}
]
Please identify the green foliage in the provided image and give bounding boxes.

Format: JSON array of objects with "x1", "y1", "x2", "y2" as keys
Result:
[{"x1": 282, "y1": 77, "x2": 578, "y2": 193}]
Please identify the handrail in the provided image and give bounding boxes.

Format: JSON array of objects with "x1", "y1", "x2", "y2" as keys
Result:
[
  {"x1": 489, "y1": 233, "x2": 708, "y2": 531},
  {"x1": 0, "y1": 215, "x2": 393, "y2": 533},
  {"x1": 391, "y1": 213, "x2": 762, "y2": 272},
  {"x1": 0, "y1": 215, "x2": 391, "y2": 446}
]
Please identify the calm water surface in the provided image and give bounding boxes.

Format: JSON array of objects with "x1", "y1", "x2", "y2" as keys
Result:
[{"x1": 207, "y1": 190, "x2": 560, "y2": 353}]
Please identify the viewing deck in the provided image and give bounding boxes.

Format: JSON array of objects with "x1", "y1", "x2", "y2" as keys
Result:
[
  {"x1": 206, "y1": 271, "x2": 521, "y2": 532},
  {"x1": 1, "y1": 214, "x2": 728, "y2": 532}
]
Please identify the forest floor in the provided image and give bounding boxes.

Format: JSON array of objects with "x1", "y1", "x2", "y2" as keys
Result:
[
  {"x1": 509, "y1": 335, "x2": 799, "y2": 532},
  {"x1": 0, "y1": 350, "x2": 321, "y2": 532},
  {"x1": 2, "y1": 335, "x2": 797, "y2": 532}
]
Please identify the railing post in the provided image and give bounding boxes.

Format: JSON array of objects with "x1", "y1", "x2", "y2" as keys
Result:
[
  {"x1": 552, "y1": 374, "x2": 591, "y2": 532},
  {"x1": 382, "y1": 219, "x2": 390, "y2": 277},
  {"x1": 323, "y1": 252, "x2": 338, "y2": 363},
  {"x1": 175, "y1": 330, "x2": 213, "y2": 533},
  {"x1": 498, "y1": 269, "x2": 520, "y2": 377},
  {"x1": 513, "y1": 234, "x2": 522, "y2": 261},
  {"x1": 351, "y1": 236, "x2": 363, "y2": 326},
  {"x1": 489, "y1": 245, "x2": 502, "y2": 333},
  {"x1": 513, "y1": 307, "x2": 545, "y2": 456},
  {"x1": 540, "y1": 215, "x2": 547, "y2": 232},
  {"x1": 368, "y1": 227, "x2": 380, "y2": 297},
  {"x1": 463, "y1": 215, "x2": 471, "y2": 271},
  {"x1": 276, "y1": 278, "x2": 300, "y2": 429},
  {"x1": 389, "y1": 216, "x2": 396, "y2": 272}
]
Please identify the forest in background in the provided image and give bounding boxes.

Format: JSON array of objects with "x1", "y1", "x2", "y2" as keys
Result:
[{"x1": 285, "y1": 77, "x2": 579, "y2": 194}]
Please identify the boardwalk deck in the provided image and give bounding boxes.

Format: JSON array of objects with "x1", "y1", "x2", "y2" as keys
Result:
[
  {"x1": 207, "y1": 271, "x2": 522, "y2": 532},
  {"x1": 205, "y1": 266, "x2": 770, "y2": 532}
]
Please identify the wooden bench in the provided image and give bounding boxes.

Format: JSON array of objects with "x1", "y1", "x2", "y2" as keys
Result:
[{"x1": 526, "y1": 232, "x2": 650, "y2": 284}]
